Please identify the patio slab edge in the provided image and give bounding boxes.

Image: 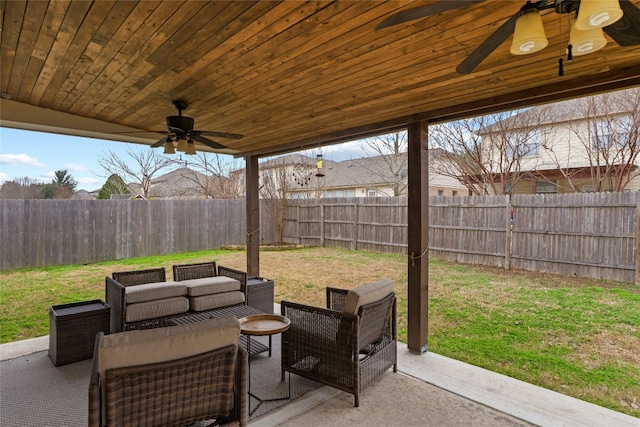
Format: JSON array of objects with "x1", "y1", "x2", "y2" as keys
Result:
[
  {"x1": 396, "y1": 343, "x2": 639, "y2": 427},
  {"x1": 0, "y1": 335, "x2": 48, "y2": 361}
]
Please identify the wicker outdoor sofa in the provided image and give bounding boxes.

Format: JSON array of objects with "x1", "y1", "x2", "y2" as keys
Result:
[
  {"x1": 89, "y1": 316, "x2": 248, "y2": 426},
  {"x1": 106, "y1": 262, "x2": 248, "y2": 333}
]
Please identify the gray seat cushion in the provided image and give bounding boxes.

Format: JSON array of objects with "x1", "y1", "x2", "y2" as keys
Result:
[
  {"x1": 125, "y1": 281, "x2": 188, "y2": 304},
  {"x1": 181, "y1": 276, "x2": 242, "y2": 296},
  {"x1": 189, "y1": 291, "x2": 245, "y2": 311},
  {"x1": 126, "y1": 296, "x2": 189, "y2": 322}
]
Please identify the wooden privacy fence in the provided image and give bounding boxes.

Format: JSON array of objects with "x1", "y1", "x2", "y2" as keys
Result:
[
  {"x1": 283, "y1": 193, "x2": 640, "y2": 284},
  {"x1": 1, "y1": 193, "x2": 638, "y2": 284},
  {"x1": 0, "y1": 199, "x2": 275, "y2": 270}
]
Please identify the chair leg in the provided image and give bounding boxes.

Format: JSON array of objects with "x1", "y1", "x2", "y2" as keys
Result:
[
  {"x1": 393, "y1": 362, "x2": 397, "y2": 373},
  {"x1": 354, "y1": 395, "x2": 359, "y2": 407}
]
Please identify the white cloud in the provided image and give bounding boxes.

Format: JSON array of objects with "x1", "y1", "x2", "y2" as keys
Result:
[
  {"x1": 76, "y1": 176, "x2": 101, "y2": 186},
  {"x1": 0, "y1": 153, "x2": 45, "y2": 168},
  {"x1": 0, "y1": 171, "x2": 10, "y2": 183},
  {"x1": 64, "y1": 163, "x2": 89, "y2": 172}
]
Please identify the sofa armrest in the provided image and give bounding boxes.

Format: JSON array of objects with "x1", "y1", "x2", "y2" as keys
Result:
[
  {"x1": 88, "y1": 332, "x2": 103, "y2": 427},
  {"x1": 217, "y1": 265, "x2": 248, "y2": 297},
  {"x1": 105, "y1": 277, "x2": 125, "y2": 333}
]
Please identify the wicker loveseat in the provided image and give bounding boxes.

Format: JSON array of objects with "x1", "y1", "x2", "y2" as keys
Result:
[
  {"x1": 280, "y1": 278, "x2": 397, "y2": 407},
  {"x1": 106, "y1": 263, "x2": 248, "y2": 333},
  {"x1": 88, "y1": 316, "x2": 247, "y2": 427}
]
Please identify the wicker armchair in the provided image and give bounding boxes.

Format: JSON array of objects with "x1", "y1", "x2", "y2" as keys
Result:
[
  {"x1": 281, "y1": 279, "x2": 397, "y2": 407},
  {"x1": 88, "y1": 317, "x2": 248, "y2": 427}
]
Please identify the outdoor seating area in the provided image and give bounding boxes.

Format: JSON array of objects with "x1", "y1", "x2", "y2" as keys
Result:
[{"x1": 40, "y1": 264, "x2": 403, "y2": 425}]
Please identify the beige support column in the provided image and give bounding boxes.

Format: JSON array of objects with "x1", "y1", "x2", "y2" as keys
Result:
[
  {"x1": 246, "y1": 155, "x2": 260, "y2": 277},
  {"x1": 407, "y1": 120, "x2": 429, "y2": 354}
]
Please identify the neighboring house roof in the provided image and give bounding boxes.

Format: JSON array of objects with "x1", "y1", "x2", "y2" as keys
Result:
[
  {"x1": 128, "y1": 167, "x2": 220, "y2": 199},
  {"x1": 256, "y1": 149, "x2": 466, "y2": 195},
  {"x1": 324, "y1": 155, "x2": 406, "y2": 188}
]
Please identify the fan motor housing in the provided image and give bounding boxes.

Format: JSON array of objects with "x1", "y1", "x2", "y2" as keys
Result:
[{"x1": 166, "y1": 115, "x2": 195, "y2": 131}]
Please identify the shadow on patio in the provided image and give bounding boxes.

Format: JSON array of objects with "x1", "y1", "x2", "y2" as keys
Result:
[{"x1": 2, "y1": 332, "x2": 636, "y2": 427}]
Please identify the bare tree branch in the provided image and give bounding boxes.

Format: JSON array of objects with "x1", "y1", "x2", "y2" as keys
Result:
[{"x1": 98, "y1": 148, "x2": 175, "y2": 198}]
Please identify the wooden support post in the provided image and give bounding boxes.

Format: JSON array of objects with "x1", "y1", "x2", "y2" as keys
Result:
[
  {"x1": 407, "y1": 121, "x2": 429, "y2": 354},
  {"x1": 246, "y1": 155, "x2": 260, "y2": 277}
]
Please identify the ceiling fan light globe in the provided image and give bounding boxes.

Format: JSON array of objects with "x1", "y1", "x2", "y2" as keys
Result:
[
  {"x1": 569, "y1": 25, "x2": 607, "y2": 55},
  {"x1": 185, "y1": 141, "x2": 197, "y2": 155},
  {"x1": 510, "y1": 11, "x2": 548, "y2": 55},
  {"x1": 163, "y1": 141, "x2": 176, "y2": 154},
  {"x1": 177, "y1": 138, "x2": 188, "y2": 152},
  {"x1": 575, "y1": 0, "x2": 623, "y2": 30}
]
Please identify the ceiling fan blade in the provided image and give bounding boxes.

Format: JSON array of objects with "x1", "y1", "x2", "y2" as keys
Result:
[
  {"x1": 376, "y1": 0, "x2": 484, "y2": 30},
  {"x1": 151, "y1": 136, "x2": 169, "y2": 148},
  {"x1": 192, "y1": 134, "x2": 227, "y2": 150},
  {"x1": 198, "y1": 130, "x2": 244, "y2": 139},
  {"x1": 456, "y1": 12, "x2": 519, "y2": 74},
  {"x1": 603, "y1": 0, "x2": 640, "y2": 46}
]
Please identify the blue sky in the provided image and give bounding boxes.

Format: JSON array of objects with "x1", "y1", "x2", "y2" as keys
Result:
[
  {"x1": 0, "y1": 127, "x2": 375, "y2": 191},
  {"x1": 0, "y1": 127, "x2": 148, "y2": 190}
]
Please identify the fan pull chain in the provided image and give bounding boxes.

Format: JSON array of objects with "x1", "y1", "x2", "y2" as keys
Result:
[{"x1": 558, "y1": 57, "x2": 564, "y2": 76}]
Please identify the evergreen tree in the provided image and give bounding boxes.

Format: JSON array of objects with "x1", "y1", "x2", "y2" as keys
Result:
[{"x1": 97, "y1": 174, "x2": 131, "y2": 199}]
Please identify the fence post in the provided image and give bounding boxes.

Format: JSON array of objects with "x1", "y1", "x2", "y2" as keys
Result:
[
  {"x1": 352, "y1": 198, "x2": 359, "y2": 251},
  {"x1": 296, "y1": 204, "x2": 300, "y2": 245},
  {"x1": 320, "y1": 201, "x2": 325, "y2": 248},
  {"x1": 505, "y1": 195, "x2": 512, "y2": 271},
  {"x1": 636, "y1": 202, "x2": 640, "y2": 286}
]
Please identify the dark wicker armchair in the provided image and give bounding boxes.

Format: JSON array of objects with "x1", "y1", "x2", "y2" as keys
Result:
[
  {"x1": 89, "y1": 317, "x2": 247, "y2": 427},
  {"x1": 281, "y1": 279, "x2": 397, "y2": 407}
]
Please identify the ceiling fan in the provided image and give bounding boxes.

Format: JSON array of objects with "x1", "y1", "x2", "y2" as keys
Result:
[
  {"x1": 376, "y1": 0, "x2": 640, "y2": 75},
  {"x1": 150, "y1": 100, "x2": 243, "y2": 154}
]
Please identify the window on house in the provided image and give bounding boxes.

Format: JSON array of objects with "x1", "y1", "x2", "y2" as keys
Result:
[
  {"x1": 367, "y1": 189, "x2": 376, "y2": 197},
  {"x1": 536, "y1": 180, "x2": 557, "y2": 194},
  {"x1": 262, "y1": 170, "x2": 270, "y2": 182},
  {"x1": 452, "y1": 190, "x2": 458, "y2": 196},
  {"x1": 506, "y1": 130, "x2": 541, "y2": 158},
  {"x1": 590, "y1": 116, "x2": 631, "y2": 150},
  {"x1": 437, "y1": 189, "x2": 444, "y2": 196}
]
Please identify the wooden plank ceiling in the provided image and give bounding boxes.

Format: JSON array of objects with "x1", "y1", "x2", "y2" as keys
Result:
[{"x1": 1, "y1": 1, "x2": 640, "y2": 157}]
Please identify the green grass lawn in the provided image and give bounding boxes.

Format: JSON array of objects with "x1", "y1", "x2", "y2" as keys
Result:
[{"x1": 1, "y1": 247, "x2": 638, "y2": 417}]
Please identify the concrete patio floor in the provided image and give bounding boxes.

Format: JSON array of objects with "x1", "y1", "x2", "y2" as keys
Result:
[{"x1": 1, "y1": 335, "x2": 637, "y2": 427}]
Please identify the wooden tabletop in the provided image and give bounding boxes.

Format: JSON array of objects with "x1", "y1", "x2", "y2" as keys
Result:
[{"x1": 238, "y1": 314, "x2": 290, "y2": 336}]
